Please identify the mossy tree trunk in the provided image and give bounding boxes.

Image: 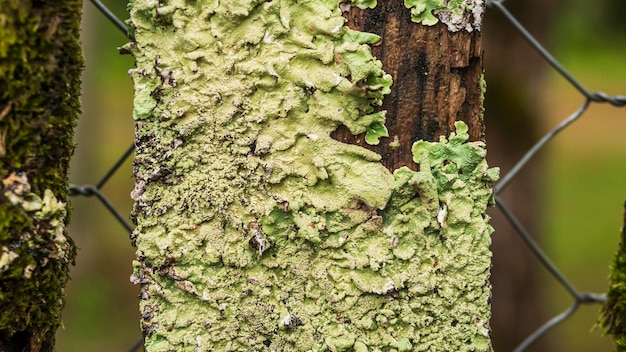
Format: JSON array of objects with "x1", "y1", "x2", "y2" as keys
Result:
[
  {"x1": 129, "y1": 1, "x2": 497, "y2": 351},
  {"x1": 601, "y1": 202, "x2": 626, "y2": 348},
  {"x1": 0, "y1": 1, "x2": 82, "y2": 351}
]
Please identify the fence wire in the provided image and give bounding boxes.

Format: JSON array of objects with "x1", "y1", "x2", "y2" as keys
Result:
[{"x1": 70, "y1": 0, "x2": 626, "y2": 351}]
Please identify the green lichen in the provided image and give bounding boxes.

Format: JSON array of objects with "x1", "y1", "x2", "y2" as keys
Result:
[
  {"x1": 349, "y1": 0, "x2": 377, "y2": 9},
  {"x1": 129, "y1": 0, "x2": 496, "y2": 351},
  {"x1": 2, "y1": 173, "x2": 71, "y2": 272},
  {"x1": 259, "y1": 121, "x2": 497, "y2": 350},
  {"x1": 346, "y1": 0, "x2": 485, "y2": 32},
  {"x1": 404, "y1": 0, "x2": 446, "y2": 26},
  {"x1": 403, "y1": 0, "x2": 484, "y2": 32}
]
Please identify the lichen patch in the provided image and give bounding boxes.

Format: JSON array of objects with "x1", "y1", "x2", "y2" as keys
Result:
[{"x1": 129, "y1": 0, "x2": 497, "y2": 350}]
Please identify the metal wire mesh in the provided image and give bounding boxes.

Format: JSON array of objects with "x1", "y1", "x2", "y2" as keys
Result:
[{"x1": 69, "y1": 0, "x2": 626, "y2": 351}]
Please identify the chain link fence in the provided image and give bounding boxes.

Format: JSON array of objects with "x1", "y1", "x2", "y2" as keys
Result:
[{"x1": 66, "y1": 0, "x2": 626, "y2": 351}]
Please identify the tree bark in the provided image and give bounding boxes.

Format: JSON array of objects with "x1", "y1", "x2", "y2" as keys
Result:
[
  {"x1": 334, "y1": 3, "x2": 484, "y2": 169},
  {"x1": 129, "y1": 1, "x2": 496, "y2": 351},
  {"x1": 0, "y1": 1, "x2": 82, "y2": 351}
]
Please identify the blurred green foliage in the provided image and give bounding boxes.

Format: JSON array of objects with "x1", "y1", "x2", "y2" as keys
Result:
[{"x1": 539, "y1": 1, "x2": 626, "y2": 350}]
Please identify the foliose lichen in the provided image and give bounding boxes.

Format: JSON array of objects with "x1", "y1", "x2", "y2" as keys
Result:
[
  {"x1": 0, "y1": 172, "x2": 74, "y2": 344},
  {"x1": 129, "y1": 0, "x2": 496, "y2": 351},
  {"x1": 1, "y1": 173, "x2": 71, "y2": 273},
  {"x1": 402, "y1": 0, "x2": 485, "y2": 32}
]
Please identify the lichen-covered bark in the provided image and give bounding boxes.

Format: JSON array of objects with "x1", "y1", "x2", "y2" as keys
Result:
[
  {"x1": 129, "y1": 0, "x2": 496, "y2": 351},
  {"x1": 0, "y1": 1, "x2": 82, "y2": 351},
  {"x1": 601, "y1": 202, "x2": 626, "y2": 348}
]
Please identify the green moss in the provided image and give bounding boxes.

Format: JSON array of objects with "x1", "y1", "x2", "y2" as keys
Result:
[
  {"x1": 600, "y1": 204, "x2": 626, "y2": 348},
  {"x1": 130, "y1": 0, "x2": 495, "y2": 351},
  {"x1": 0, "y1": 0, "x2": 82, "y2": 349}
]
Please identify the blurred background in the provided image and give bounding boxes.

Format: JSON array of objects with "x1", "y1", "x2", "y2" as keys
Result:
[{"x1": 56, "y1": 1, "x2": 626, "y2": 351}]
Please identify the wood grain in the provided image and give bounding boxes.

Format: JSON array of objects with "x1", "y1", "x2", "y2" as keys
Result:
[{"x1": 332, "y1": 4, "x2": 484, "y2": 171}]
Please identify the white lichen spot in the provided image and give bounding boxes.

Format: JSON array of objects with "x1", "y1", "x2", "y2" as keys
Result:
[
  {"x1": 202, "y1": 291, "x2": 211, "y2": 301},
  {"x1": 2, "y1": 173, "x2": 69, "y2": 262},
  {"x1": 131, "y1": 180, "x2": 147, "y2": 201},
  {"x1": 130, "y1": 273, "x2": 141, "y2": 284},
  {"x1": 389, "y1": 135, "x2": 400, "y2": 149},
  {"x1": 279, "y1": 0, "x2": 290, "y2": 29},
  {"x1": 2, "y1": 172, "x2": 28, "y2": 193},
  {"x1": 266, "y1": 62, "x2": 280, "y2": 78},
  {"x1": 127, "y1": 68, "x2": 143, "y2": 76},
  {"x1": 280, "y1": 313, "x2": 292, "y2": 327},
  {"x1": 21, "y1": 196, "x2": 43, "y2": 212},
  {"x1": 334, "y1": 73, "x2": 342, "y2": 86},
  {"x1": 3, "y1": 172, "x2": 31, "y2": 205},
  {"x1": 437, "y1": 204, "x2": 447, "y2": 228},
  {"x1": 23, "y1": 263, "x2": 36, "y2": 279},
  {"x1": 195, "y1": 335, "x2": 204, "y2": 352},
  {"x1": 472, "y1": 0, "x2": 485, "y2": 30},
  {"x1": 373, "y1": 280, "x2": 396, "y2": 295},
  {"x1": 52, "y1": 227, "x2": 67, "y2": 244},
  {"x1": 156, "y1": 5, "x2": 174, "y2": 16},
  {"x1": 0, "y1": 246, "x2": 19, "y2": 273},
  {"x1": 477, "y1": 320, "x2": 490, "y2": 337},
  {"x1": 40, "y1": 189, "x2": 66, "y2": 218},
  {"x1": 339, "y1": 2, "x2": 351, "y2": 13},
  {"x1": 176, "y1": 280, "x2": 198, "y2": 295}
]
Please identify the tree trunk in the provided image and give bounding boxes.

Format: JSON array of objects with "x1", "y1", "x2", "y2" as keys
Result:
[
  {"x1": 0, "y1": 1, "x2": 82, "y2": 351},
  {"x1": 129, "y1": 1, "x2": 496, "y2": 350},
  {"x1": 482, "y1": 2, "x2": 559, "y2": 350}
]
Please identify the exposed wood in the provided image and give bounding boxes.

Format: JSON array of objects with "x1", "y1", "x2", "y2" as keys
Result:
[{"x1": 334, "y1": 3, "x2": 484, "y2": 171}]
